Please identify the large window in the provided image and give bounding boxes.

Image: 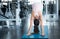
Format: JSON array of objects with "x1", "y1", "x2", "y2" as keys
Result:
[
  {"x1": 2, "y1": 0, "x2": 12, "y2": 1},
  {"x1": 1, "y1": 0, "x2": 12, "y2": 5}
]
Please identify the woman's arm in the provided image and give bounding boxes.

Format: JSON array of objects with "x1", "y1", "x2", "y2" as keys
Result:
[
  {"x1": 28, "y1": 11, "x2": 34, "y2": 34},
  {"x1": 39, "y1": 11, "x2": 45, "y2": 36},
  {"x1": 39, "y1": 12, "x2": 43, "y2": 26}
]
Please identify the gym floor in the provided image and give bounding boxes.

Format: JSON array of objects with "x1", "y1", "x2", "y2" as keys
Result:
[{"x1": 0, "y1": 14, "x2": 60, "y2": 39}]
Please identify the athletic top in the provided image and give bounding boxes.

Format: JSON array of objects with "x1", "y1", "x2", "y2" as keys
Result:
[{"x1": 28, "y1": 0, "x2": 43, "y2": 5}]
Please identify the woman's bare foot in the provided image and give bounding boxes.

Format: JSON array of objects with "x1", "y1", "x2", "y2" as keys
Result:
[
  {"x1": 42, "y1": 32, "x2": 45, "y2": 36},
  {"x1": 27, "y1": 32, "x2": 31, "y2": 36}
]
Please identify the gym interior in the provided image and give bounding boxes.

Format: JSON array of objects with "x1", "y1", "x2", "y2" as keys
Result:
[{"x1": 0, "y1": 0, "x2": 60, "y2": 39}]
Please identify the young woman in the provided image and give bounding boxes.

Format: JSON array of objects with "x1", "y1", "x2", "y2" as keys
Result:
[{"x1": 27, "y1": 0, "x2": 45, "y2": 36}]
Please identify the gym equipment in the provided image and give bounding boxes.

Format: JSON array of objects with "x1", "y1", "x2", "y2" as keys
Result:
[
  {"x1": 19, "y1": 1, "x2": 28, "y2": 19},
  {"x1": 0, "y1": 1, "x2": 17, "y2": 19},
  {"x1": 59, "y1": 10, "x2": 60, "y2": 16},
  {"x1": 0, "y1": 13, "x2": 9, "y2": 19},
  {"x1": 1, "y1": 5, "x2": 7, "y2": 15},
  {"x1": 48, "y1": 1, "x2": 55, "y2": 14}
]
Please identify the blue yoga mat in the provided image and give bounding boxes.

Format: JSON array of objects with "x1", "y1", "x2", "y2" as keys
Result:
[{"x1": 22, "y1": 25, "x2": 48, "y2": 38}]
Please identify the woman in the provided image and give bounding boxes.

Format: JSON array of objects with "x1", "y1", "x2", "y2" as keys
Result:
[{"x1": 27, "y1": 0, "x2": 45, "y2": 36}]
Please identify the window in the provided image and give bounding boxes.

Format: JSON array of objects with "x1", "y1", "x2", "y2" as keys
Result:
[
  {"x1": 1, "y1": 0, "x2": 12, "y2": 5},
  {"x1": 2, "y1": 0, "x2": 12, "y2": 1}
]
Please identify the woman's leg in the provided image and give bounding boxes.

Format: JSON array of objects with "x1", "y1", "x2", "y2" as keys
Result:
[
  {"x1": 27, "y1": 10, "x2": 34, "y2": 35},
  {"x1": 39, "y1": 11, "x2": 45, "y2": 36}
]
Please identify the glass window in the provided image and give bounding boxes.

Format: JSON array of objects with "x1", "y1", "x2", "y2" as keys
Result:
[{"x1": 1, "y1": 0, "x2": 12, "y2": 5}]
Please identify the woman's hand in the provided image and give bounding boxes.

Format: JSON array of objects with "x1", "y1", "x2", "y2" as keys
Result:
[
  {"x1": 27, "y1": 32, "x2": 31, "y2": 36},
  {"x1": 42, "y1": 32, "x2": 45, "y2": 36}
]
